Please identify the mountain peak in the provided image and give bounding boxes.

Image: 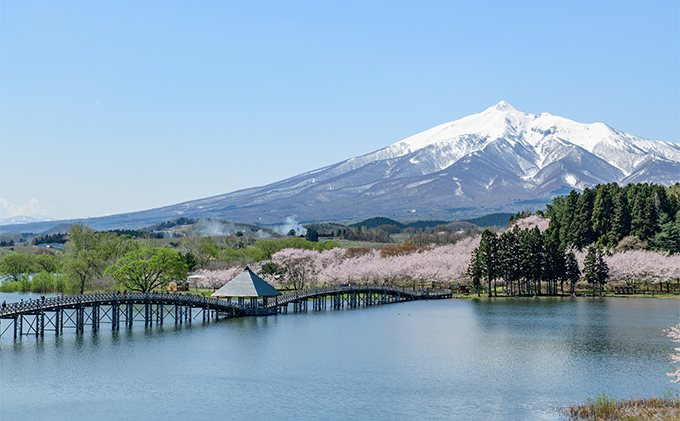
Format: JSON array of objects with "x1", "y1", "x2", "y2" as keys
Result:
[{"x1": 492, "y1": 100, "x2": 516, "y2": 112}]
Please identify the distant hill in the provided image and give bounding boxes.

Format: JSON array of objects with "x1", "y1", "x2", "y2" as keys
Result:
[
  {"x1": 464, "y1": 213, "x2": 513, "y2": 227},
  {"x1": 350, "y1": 217, "x2": 405, "y2": 229}
]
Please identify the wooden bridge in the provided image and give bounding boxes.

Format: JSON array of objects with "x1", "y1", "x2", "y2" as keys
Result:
[{"x1": 0, "y1": 285, "x2": 451, "y2": 339}]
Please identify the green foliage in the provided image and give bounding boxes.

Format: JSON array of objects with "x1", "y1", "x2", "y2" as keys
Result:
[
  {"x1": 182, "y1": 252, "x2": 198, "y2": 272},
  {"x1": 583, "y1": 246, "x2": 609, "y2": 295},
  {"x1": 147, "y1": 217, "x2": 197, "y2": 231},
  {"x1": 105, "y1": 247, "x2": 188, "y2": 292},
  {"x1": 0, "y1": 253, "x2": 34, "y2": 282},
  {"x1": 17, "y1": 273, "x2": 32, "y2": 292},
  {"x1": 104, "y1": 229, "x2": 164, "y2": 239},
  {"x1": 31, "y1": 232, "x2": 68, "y2": 245},
  {"x1": 0, "y1": 281, "x2": 18, "y2": 292},
  {"x1": 350, "y1": 217, "x2": 405, "y2": 230},
  {"x1": 546, "y1": 183, "x2": 680, "y2": 252},
  {"x1": 652, "y1": 211, "x2": 680, "y2": 254},
  {"x1": 64, "y1": 250, "x2": 103, "y2": 294},
  {"x1": 468, "y1": 224, "x2": 579, "y2": 296},
  {"x1": 34, "y1": 254, "x2": 62, "y2": 273},
  {"x1": 305, "y1": 227, "x2": 319, "y2": 242},
  {"x1": 31, "y1": 271, "x2": 60, "y2": 293},
  {"x1": 466, "y1": 248, "x2": 483, "y2": 296},
  {"x1": 586, "y1": 392, "x2": 617, "y2": 418},
  {"x1": 464, "y1": 213, "x2": 513, "y2": 228}
]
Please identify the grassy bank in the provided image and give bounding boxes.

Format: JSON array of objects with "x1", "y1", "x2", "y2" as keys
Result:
[{"x1": 561, "y1": 393, "x2": 680, "y2": 420}]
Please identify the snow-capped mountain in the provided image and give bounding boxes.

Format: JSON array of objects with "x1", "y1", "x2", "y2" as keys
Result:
[
  {"x1": 3, "y1": 101, "x2": 679, "y2": 233},
  {"x1": 0, "y1": 215, "x2": 54, "y2": 226}
]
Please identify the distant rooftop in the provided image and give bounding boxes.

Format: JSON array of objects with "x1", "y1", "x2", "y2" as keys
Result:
[{"x1": 211, "y1": 267, "x2": 282, "y2": 298}]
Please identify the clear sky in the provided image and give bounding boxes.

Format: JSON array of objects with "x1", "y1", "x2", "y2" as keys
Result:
[{"x1": 1, "y1": 1, "x2": 678, "y2": 221}]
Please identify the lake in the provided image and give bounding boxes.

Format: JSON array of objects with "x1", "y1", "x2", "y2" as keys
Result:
[{"x1": 0, "y1": 293, "x2": 678, "y2": 420}]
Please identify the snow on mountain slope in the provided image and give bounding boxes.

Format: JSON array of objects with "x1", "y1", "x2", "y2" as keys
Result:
[
  {"x1": 327, "y1": 101, "x2": 680, "y2": 183},
  {"x1": 5, "y1": 101, "x2": 679, "y2": 232},
  {"x1": 115, "y1": 101, "x2": 680, "y2": 224}
]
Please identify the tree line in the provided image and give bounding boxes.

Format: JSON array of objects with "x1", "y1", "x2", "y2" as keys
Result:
[
  {"x1": 544, "y1": 182, "x2": 680, "y2": 252},
  {"x1": 467, "y1": 226, "x2": 582, "y2": 297},
  {"x1": 0, "y1": 225, "x2": 340, "y2": 294}
]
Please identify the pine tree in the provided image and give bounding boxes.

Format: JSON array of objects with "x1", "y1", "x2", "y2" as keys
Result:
[
  {"x1": 652, "y1": 211, "x2": 680, "y2": 254},
  {"x1": 639, "y1": 195, "x2": 659, "y2": 241},
  {"x1": 479, "y1": 229, "x2": 499, "y2": 297},
  {"x1": 571, "y1": 187, "x2": 596, "y2": 249},
  {"x1": 558, "y1": 190, "x2": 579, "y2": 249},
  {"x1": 583, "y1": 246, "x2": 608, "y2": 296},
  {"x1": 520, "y1": 227, "x2": 544, "y2": 295},
  {"x1": 542, "y1": 231, "x2": 564, "y2": 296},
  {"x1": 592, "y1": 184, "x2": 613, "y2": 243},
  {"x1": 467, "y1": 248, "x2": 483, "y2": 297},
  {"x1": 498, "y1": 227, "x2": 522, "y2": 295},
  {"x1": 608, "y1": 190, "x2": 630, "y2": 246},
  {"x1": 564, "y1": 251, "x2": 580, "y2": 295}
]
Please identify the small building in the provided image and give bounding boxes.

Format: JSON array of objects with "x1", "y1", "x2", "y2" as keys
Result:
[{"x1": 211, "y1": 267, "x2": 282, "y2": 315}]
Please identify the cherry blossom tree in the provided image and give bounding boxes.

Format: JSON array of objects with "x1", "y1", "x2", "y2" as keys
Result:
[
  {"x1": 512, "y1": 214, "x2": 550, "y2": 232},
  {"x1": 666, "y1": 318, "x2": 680, "y2": 385},
  {"x1": 193, "y1": 267, "x2": 243, "y2": 290},
  {"x1": 272, "y1": 248, "x2": 319, "y2": 290}
]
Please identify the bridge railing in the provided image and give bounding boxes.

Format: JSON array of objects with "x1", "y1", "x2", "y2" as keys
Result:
[
  {"x1": 0, "y1": 286, "x2": 452, "y2": 317},
  {"x1": 270, "y1": 285, "x2": 451, "y2": 307},
  {"x1": 0, "y1": 292, "x2": 245, "y2": 318}
]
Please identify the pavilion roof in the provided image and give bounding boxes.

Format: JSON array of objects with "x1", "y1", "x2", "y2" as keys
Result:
[{"x1": 211, "y1": 267, "x2": 282, "y2": 298}]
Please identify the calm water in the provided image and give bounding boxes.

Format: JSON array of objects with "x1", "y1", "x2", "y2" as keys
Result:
[{"x1": 0, "y1": 294, "x2": 678, "y2": 420}]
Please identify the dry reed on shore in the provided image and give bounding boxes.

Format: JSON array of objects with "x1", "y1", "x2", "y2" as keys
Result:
[{"x1": 561, "y1": 393, "x2": 680, "y2": 420}]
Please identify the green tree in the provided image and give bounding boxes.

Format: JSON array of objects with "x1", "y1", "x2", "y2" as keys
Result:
[
  {"x1": 182, "y1": 252, "x2": 198, "y2": 272},
  {"x1": 196, "y1": 237, "x2": 220, "y2": 268},
  {"x1": 591, "y1": 184, "x2": 613, "y2": 243},
  {"x1": 608, "y1": 190, "x2": 630, "y2": 246},
  {"x1": 305, "y1": 227, "x2": 319, "y2": 242},
  {"x1": 69, "y1": 224, "x2": 100, "y2": 257},
  {"x1": 34, "y1": 253, "x2": 62, "y2": 273},
  {"x1": 478, "y1": 229, "x2": 499, "y2": 297},
  {"x1": 558, "y1": 190, "x2": 580, "y2": 249},
  {"x1": 583, "y1": 246, "x2": 608, "y2": 296},
  {"x1": 542, "y1": 231, "x2": 564, "y2": 296},
  {"x1": 105, "y1": 248, "x2": 188, "y2": 292},
  {"x1": 64, "y1": 250, "x2": 104, "y2": 294},
  {"x1": 564, "y1": 251, "x2": 580, "y2": 295},
  {"x1": 0, "y1": 253, "x2": 34, "y2": 283},
  {"x1": 571, "y1": 187, "x2": 596, "y2": 249},
  {"x1": 652, "y1": 211, "x2": 680, "y2": 254},
  {"x1": 520, "y1": 227, "x2": 544, "y2": 295},
  {"x1": 466, "y1": 248, "x2": 483, "y2": 297},
  {"x1": 498, "y1": 227, "x2": 522, "y2": 296}
]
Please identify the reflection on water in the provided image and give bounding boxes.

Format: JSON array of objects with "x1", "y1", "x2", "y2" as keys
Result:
[{"x1": 0, "y1": 296, "x2": 677, "y2": 420}]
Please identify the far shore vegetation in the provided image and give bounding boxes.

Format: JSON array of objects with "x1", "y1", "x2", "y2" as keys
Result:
[{"x1": 0, "y1": 182, "x2": 679, "y2": 298}]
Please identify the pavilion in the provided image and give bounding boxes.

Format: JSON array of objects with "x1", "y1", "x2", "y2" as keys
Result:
[{"x1": 211, "y1": 267, "x2": 281, "y2": 315}]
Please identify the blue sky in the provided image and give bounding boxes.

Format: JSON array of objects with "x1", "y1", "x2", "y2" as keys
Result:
[{"x1": 1, "y1": 1, "x2": 678, "y2": 221}]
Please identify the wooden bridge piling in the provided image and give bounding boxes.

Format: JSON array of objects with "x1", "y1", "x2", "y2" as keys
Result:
[{"x1": 0, "y1": 287, "x2": 451, "y2": 339}]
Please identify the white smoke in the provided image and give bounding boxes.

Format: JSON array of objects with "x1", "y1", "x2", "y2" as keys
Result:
[
  {"x1": 196, "y1": 219, "x2": 229, "y2": 236},
  {"x1": 272, "y1": 216, "x2": 307, "y2": 236}
]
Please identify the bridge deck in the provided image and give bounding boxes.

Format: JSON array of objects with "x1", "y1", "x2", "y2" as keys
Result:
[{"x1": 0, "y1": 286, "x2": 451, "y2": 338}]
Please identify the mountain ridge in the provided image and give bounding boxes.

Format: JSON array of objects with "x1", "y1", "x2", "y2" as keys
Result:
[{"x1": 3, "y1": 101, "x2": 679, "y2": 233}]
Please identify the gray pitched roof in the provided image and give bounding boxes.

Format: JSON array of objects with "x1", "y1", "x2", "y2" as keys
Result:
[{"x1": 211, "y1": 267, "x2": 282, "y2": 298}]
